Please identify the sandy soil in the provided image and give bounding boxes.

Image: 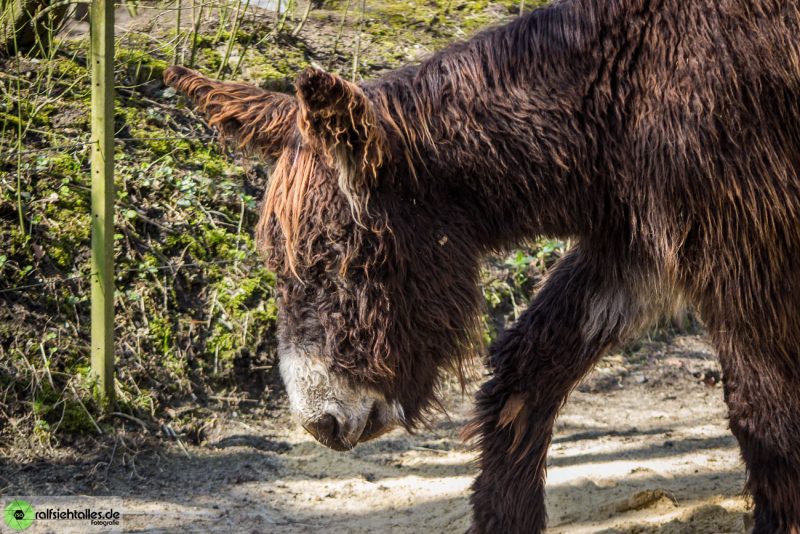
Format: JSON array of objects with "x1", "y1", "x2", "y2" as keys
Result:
[{"x1": 1, "y1": 334, "x2": 753, "y2": 533}]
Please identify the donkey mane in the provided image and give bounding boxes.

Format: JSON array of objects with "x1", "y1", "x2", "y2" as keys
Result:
[{"x1": 359, "y1": 0, "x2": 617, "y2": 252}]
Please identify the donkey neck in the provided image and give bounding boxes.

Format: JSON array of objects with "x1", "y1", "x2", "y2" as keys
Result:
[{"x1": 366, "y1": 0, "x2": 651, "y2": 249}]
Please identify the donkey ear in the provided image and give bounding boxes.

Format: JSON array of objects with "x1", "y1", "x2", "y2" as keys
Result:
[
  {"x1": 295, "y1": 68, "x2": 387, "y2": 204},
  {"x1": 164, "y1": 66, "x2": 297, "y2": 159}
]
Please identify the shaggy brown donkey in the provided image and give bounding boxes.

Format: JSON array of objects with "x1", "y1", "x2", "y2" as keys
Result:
[{"x1": 165, "y1": 0, "x2": 800, "y2": 531}]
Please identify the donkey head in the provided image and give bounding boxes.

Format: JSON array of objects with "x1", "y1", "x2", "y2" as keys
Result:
[{"x1": 165, "y1": 66, "x2": 483, "y2": 451}]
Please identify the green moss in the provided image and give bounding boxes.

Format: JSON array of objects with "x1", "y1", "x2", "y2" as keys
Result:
[
  {"x1": 199, "y1": 48, "x2": 223, "y2": 72},
  {"x1": 215, "y1": 29, "x2": 251, "y2": 45},
  {"x1": 32, "y1": 384, "x2": 98, "y2": 435},
  {"x1": 242, "y1": 45, "x2": 310, "y2": 89},
  {"x1": 48, "y1": 244, "x2": 72, "y2": 269},
  {"x1": 190, "y1": 33, "x2": 215, "y2": 49},
  {"x1": 149, "y1": 315, "x2": 174, "y2": 354},
  {"x1": 192, "y1": 147, "x2": 228, "y2": 178},
  {"x1": 46, "y1": 152, "x2": 83, "y2": 179},
  {"x1": 117, "y1": 47, "x2": 169, "y2": 84},
  {"x1": 48, "y1": 56, "x2": 88, "y2": 80},
  {"x1": 59, "y1": 401, "x2": 98, "y2": 433},
  {"x1": 0, "y1": 111, "x2": 22, "y2": 129},
  {"x1": 128, "y1": 389, "x2": 157, "y2": 414},
  {"x1": 0, "y1": 100, "x2": 55, "y2": 130}
]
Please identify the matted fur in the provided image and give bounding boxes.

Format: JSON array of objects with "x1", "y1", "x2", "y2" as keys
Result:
[
  {"x1": 295, "y1": 68, "x2": 388, "y2": 221},
  {"x1": 166, "y1": 0, "x2": 800, "y2": 531},
  {"x1": 259, "y1": 147, "x2": 319, "y2": 275}
]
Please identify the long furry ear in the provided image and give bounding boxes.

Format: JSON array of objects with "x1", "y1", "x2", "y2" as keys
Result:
[
  {"x1": 164, "y1": 66, "x2": 297, "y2": 159},
  {"x1": 295, "y1": 68, "x2": 387, "y2": 213}
]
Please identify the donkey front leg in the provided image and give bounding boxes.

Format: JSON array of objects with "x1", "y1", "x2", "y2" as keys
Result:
[{"x1": 468, "y1": 246, "x2": 660, "y2": 533}]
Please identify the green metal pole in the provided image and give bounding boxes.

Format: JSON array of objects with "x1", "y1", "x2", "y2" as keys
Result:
[{"x1": 90, "y1": 0, "x2": 115, "y2": 406}]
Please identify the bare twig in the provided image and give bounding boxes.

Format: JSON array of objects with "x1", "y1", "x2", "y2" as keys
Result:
[
  {"x1": 290, "y1": 0, "x2": 313, "y2": 37},
  {"x1": 352, "y1": 0, "x2": 366, "y2": 82},
  {"x1": 69, "y1": 384, "x2": 103, "y2": 435},
  {"x1": 332, "y1": 0, "x2": 353, "y2": 55},
  {"x1": 109, "y1": 411, "x2": 151, "y2": 432}
]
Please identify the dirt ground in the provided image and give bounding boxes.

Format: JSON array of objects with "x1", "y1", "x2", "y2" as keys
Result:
[{"x1": 0, "y1": 333, "x2": 754, "y2": 533}]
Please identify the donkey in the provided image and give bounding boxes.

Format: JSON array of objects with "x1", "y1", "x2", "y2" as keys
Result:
[{"x1": 164, "y1": 0, "x2": 800, "y2": 531}]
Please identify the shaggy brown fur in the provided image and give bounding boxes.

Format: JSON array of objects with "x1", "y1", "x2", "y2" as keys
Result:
[
  {"x1": 165, "y1": 0, "x2": 800, "y2": 531},
  {"x1": 164, "y1": 66, "x2": 297, "y2": 158}
]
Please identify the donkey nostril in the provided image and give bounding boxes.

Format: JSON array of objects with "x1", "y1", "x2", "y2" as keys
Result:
[{"x1": 304, "y1": 413, "x2": 339, "y2": 443}]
